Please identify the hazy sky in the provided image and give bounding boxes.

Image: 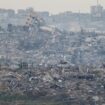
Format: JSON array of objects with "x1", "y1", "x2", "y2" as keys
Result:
[{"x1": 0, "y1": 0, "x2": 104, "y2": 14}]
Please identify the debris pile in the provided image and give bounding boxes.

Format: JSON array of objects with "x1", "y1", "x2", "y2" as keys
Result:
[{"x1": 0, "y1": 63, "x2": 105, "y2": 104}]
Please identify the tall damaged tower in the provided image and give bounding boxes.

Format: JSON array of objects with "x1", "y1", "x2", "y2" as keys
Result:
[{"x1": 91, "y1": 0, "x2": 103, "y2": 20}]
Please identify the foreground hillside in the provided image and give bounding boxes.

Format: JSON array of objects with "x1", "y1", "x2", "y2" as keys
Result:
[{"x1": 0, "y1": 65, "x2": 105, "y2": 105}]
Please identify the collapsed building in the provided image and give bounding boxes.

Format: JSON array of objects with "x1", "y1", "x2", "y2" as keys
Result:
[
  {"x1": 0, "y1": 8, "x2": 105, "y2": 69},
  {"x1": 0, "y1": 6, "x2": 105, "y2": 105}
]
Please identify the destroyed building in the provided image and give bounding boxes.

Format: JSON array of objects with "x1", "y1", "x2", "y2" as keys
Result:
[
  {"x1": 0, "y1": 4, "x2": 105, "y2": 105},
  {"x1": 0, "y1": 7, "x2": 104, "y2": 68}
]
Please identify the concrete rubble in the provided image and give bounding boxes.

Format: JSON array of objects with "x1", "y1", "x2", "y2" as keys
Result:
[
  {"x1": 0, "y1": 6, "x2": 104, "y2": 105},
  {"x1": 0, "y1": 63, "x2": 105, "y2": 104}
]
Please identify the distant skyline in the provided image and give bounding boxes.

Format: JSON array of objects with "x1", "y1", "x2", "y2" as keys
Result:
[{"x1": 0, "y1": 0, "x2": 105, "y2": 14}]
